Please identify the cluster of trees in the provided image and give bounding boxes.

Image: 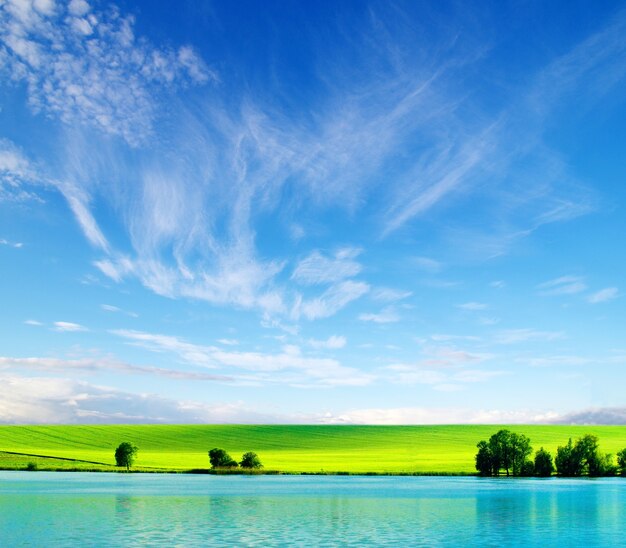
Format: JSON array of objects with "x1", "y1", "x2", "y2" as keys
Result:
[
  {"x1": 208, "y1": 448, "x2": 263, "y2": 470},
  {"x1": 476, "y1": 430, "x2": 626, "y2": 477}
]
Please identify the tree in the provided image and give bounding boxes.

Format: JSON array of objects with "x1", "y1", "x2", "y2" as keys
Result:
[
  {"x1": 475, "y1": 440, "x2": 494, "y2": 476},
  {"x1": 115, "y1": 442, "x2": 138, "y2": 471},
  {"x1": 208, "y1": 448, "x2": 238, "y2": 468},
  {"x1": 510, "y1": 432, "x2": 533, "y2": 476},
  {"x1": 240, "y1": 452, "x2": 263, "y2": 469},
  {"x1": 475, "y1": 430, "x2": 533, "y2": 477},
  {"x1": 617, "y1": 448, "x2": 626, "y2": 476},
  {"x1": 534, "y1": 447, "x2": 554, "y2": 477},
  {"x1": 555, "y1": 435, "x2": 614, "y2": 476},
  {"x1": 555, "y1": 438, "x2": 583, "y2": 476}
]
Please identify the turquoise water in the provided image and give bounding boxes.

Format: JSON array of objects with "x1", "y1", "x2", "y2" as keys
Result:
[{"x1": 0, "y1": 473, "x2": 624, "y2": 546}]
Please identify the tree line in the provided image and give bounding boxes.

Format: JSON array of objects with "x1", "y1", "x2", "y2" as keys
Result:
[{"x1": 476, "y1": 430, "x2": 626, "y2": 477}]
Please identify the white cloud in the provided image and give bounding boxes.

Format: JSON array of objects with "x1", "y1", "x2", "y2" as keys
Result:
[
  {"x1": 308, "y1": 335, "x2": 347, "y2": 350},
  {"x1": 370, "y1": 287, "x2": 412, "y2": 302},
  {"x1": 521, "y1": 355, "x2": 592, "y2": 367},
  {"x1": 490, "y1": 280, "x2": 506, "y2": 289},
  {"x1": 0, "y1": 374, "x2": 279, "y2": 424},
  {"x1": 359, "y1": 306, "x2": 399, "y2": 323},
  {"x1": 0, "y1": 0, "x2": 213, "y2": 146},
  {"x1": 292, "y1": 248, "x2": 362, "y2": 285},
  {"x1": 430, "y1": 334, "x2": 481, "y2": 342},
  {"x1": 101, "y1": 304, "x2": 138, "y2": 317},
  {"x1": 320, "y1": 406, "x2": 558, "y2": 425},
  {"x1": 24, "y1": 319, "x2": 43, "y2": 326},
  {"x1": 383, "y1": 344, "x2": 498, "y2": 386},
  {"x1": 458, "y1": 302, "x2": 487, "y2": 311},
  {"x1": 52, "y1": 321, "x2": 87, "y2": 332},
  {"x1": 61, "y1": 184, "x2": 110, "y2": 251},
  {"x1": 587, "y1": 287, "x2": 619, "y2": 304},
  {"x1": 217, "y1": 338, "x2": 239, "y2": 346},
  {"x1": 0, "y1": 356, "x2": 230, "y2": 382},
  {"x1": 68, "y1": 0, "x2": 90, "y2": 17},
  {"x1": 294, "y1": 280, "x2": 370, "y2": 320},
  {"x1": 0, "y1": 238, "x2": 23, "y2": 248},
  {"x1": 537, "y1": 275, "x2": 587, "y2": 296},
  {"x1": 112, "y1": 329, "x2": 371, "y2": 387},
  {"x1": 495, "y1": 328, "x2": 565, "y2": 344},
  {"x1": 0, "y1": 139, "x2": 42, "y2": 202}
]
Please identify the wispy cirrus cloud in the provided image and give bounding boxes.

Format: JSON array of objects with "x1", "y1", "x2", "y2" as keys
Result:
[
  {"x1": 537, "y1": 275, "x2": 587, "y2": 296},
  {"x1": 495, "y1": 328, "x2": 565, "y2": 345},
  {"x1": 308, "y1": 335, "x2": 346, "y2": 350},
  {"x1": 0, "y1": 356, "x2": 231, "y2": 382},
  {"x1": 292, "y1": 280, "x2": 370, "y2": 321},
  {"x1": 0, "y1": 238, "x2": 23, "y2": 248},
  {"x1": 292, "y1": 248, "x2": 362, "y2": 285},
  {"x1": 24, "y1": 319, "x2": 43, "y2": 326},
  {"x1": 370, "y1": 287, "x2": 412, "y2": 302},
  {"x1": 358, "y1": 306, "x2": 400, "y2": 324},
  {"x1": 52, "y1": 321, "x2": 88, "y2": 332},
  {"x1": 101, "y1": 304, "x2": 138, "y2": 318},
  {"x1": 458, "y1": 301, "x2": 488, "y2": 311},
  {"x1": 112, "y1": 329, "x2": 371, "y2": 387},
  {"x1": 587, "y1": 287, "x2": 619, "y2": 304}
]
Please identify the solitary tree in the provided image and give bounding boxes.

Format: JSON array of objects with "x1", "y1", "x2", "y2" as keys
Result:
[
  {"x1": 239, "y1": 452, "x2": 263, "y2": 469},
  {"x1": 534, "y1": 447, "x2": 555, "y2": 477},
  {"x1": 208, "y1": 448, "x2": 238, "y2": 468},
  {"x1": 115, "y1": 442, "x2": 138, "y2": 471}
]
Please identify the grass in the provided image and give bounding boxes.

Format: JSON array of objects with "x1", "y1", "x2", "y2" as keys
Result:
[{"x1": 0, "y1": 425, "x2": 625, "y2": 474}]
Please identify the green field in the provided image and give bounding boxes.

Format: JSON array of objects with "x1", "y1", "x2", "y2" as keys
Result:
[{"x1": 1, "y1": 425, "x2": 625, "y2": 474}]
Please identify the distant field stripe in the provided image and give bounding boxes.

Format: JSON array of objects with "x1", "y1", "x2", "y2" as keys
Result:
[{"x1": 0, "y1": 450, "x2": 112, "y2": 466}]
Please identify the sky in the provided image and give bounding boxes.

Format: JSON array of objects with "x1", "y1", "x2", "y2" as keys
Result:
[{"x1": 1, "y1": 0, "x2": 625, "y2": 425}]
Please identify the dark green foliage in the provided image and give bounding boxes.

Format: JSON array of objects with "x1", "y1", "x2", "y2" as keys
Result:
[
  {"x1": 534, "y1": 448, "x2": 554, "y2": 477},
  {"x1": 555, "y1": 438, "x2": 581, "y2": 476},
  {"x1": 474, "y1": 430, "x2": 532, "y2": 477},
  {"x1": 510, "y1": 433, "x2": 533, "y2": 476},
  {"x1": 555, "y1": 435, "x2": 615, "y2": 476},
  {"x1": 240, "y1": 451, "x2": 263, "y2": 469},
  {"x1": 519, "y1": 460, "x2": 535, "y2": 477},
  {"x1": 617, "y1": 448, "x2": 626, "y2": 476},
  {"x1": 475, "y1": 440, "x2": 494, "y2": 476},
  {"x1": 208, "y1": 448, "x2": 238, "y2": 468},
  {"x1": 26, "y1": 461, "x2": 38, "y2": 471},
  {"x1": 115, "y1": 442, "x2": 138, "y2": 471}
]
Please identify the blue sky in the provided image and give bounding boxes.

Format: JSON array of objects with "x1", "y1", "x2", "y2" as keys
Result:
[{"x1": 1, "y1": 0, "x2": 625, "y2": 424}]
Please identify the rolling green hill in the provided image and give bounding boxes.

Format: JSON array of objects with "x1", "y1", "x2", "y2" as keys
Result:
[{"x1": 0, "y1": 425, "x2": 625, "y2": 473}]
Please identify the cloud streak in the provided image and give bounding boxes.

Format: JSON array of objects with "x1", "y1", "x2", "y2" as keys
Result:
[{"x1": 112, "y1": 329, "x2": 371, "y2": 387}]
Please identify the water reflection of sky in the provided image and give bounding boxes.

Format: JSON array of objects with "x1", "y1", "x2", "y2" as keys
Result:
[{"x1": 0, "y1": 473, "x2": 624, "y2": 546}]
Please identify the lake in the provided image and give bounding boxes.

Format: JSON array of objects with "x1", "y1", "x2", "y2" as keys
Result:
[{"x1": 0, "y1": 472, "x2": 623, "y2": 546}]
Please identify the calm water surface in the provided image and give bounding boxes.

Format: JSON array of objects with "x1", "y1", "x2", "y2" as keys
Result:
[{"x1": 0, "y1": 472, "x2": 623, "y2": 546}]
